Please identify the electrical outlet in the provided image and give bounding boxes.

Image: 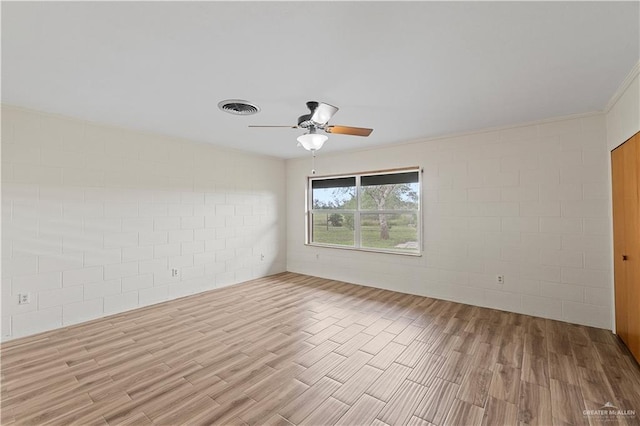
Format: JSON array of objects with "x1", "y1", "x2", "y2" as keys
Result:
[
  {"x1": 496, "y1": 275, "x2": 504, "y2": 285},
  {"x1": 18, "y1": 293, "x2": 30, "y2": 305},
  {"x1": 171, "y1": 268, "x2": 180, "y2": 278}
]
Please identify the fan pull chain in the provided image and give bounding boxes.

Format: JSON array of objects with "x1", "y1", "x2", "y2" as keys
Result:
[{"x1": 311, "y1": 150, "x2": 316, "y2": 175}]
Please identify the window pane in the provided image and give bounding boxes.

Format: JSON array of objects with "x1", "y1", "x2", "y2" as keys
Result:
[
  {"x1": 360, "y1": 181, "x2": 419, "y2": 210},
  {"x1": 361, "y1": 171, "x2": 418, "y2": 186},
  {"x1": 312, "y1": 177, "x2": 356, "y2": 210},
  {"x1": 312, "y1": 177, "x2": 356, "y2": 189},
  {"x1": 360, "y1": 213, "x2": 418, "y2": 252},
  {"x1": 312, "y1": 212, "x2": 355, "y2": 246}
]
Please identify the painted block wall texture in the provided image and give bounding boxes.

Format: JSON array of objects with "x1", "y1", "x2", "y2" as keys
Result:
[
  {"x1": 286, "y1": 114, "x2": 613, "y2": 329},
  {"x1": 1, "y1": 107, "x2": 286, "y2": 340}
]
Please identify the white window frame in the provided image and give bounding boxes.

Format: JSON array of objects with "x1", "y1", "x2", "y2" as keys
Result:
[{"x1": 306, "y1": 167, "x2": 422, "y2": 256}]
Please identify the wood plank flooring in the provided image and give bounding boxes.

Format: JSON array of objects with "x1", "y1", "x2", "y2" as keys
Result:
[{"x1": 2, "y1": 272, "x2": 639, "y2": 425}]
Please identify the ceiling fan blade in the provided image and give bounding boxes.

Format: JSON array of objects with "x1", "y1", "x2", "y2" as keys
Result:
[
  {"x1": 310, "y1": 102, "x2": 339, "y2": 125},
  {"x1": 248, "y1": 125, "x2": 298, "y2": 128},
  {"x1": 325, "y1": 125, "x2": 373, "y2": 137}
]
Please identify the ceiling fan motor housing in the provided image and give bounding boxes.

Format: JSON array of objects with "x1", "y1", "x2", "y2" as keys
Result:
[
  {"x1": 298, "y1": 101, "x2": 321, "y2": 129},
  {"x1": 297, "y1": 113, "x2": 313, "y2": 128}
]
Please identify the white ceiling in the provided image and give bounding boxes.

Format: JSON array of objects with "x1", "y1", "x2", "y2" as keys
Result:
[{"x1": 2, "y1": 2, "x2": 638, "y2": 159}]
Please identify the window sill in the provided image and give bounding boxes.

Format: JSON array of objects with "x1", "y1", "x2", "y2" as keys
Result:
[{"x1": 305, "y1": 242, "x2": 422, "y2": 257}]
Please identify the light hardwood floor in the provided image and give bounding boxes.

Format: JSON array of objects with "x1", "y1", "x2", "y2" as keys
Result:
[{"x1": 2, "y1": 272, "x2": 639, "y2": 425}]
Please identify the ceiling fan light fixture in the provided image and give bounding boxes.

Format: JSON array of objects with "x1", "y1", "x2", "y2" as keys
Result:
[{"x1": 297, "y1": 132, "x2": 328, "y2": 151}]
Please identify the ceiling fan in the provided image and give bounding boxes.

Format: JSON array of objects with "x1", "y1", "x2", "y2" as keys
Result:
[{"x1": 249, "y1": 101, "x2": 373, "y2": 151}]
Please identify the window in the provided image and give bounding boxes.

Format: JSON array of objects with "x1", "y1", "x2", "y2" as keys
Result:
[{"x1": 308, "y1": 168, "x2": 421, "y2": 255}]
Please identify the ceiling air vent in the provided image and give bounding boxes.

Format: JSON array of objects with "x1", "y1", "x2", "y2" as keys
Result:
[{"x1": 218, "y1": 99, "x2": 261, "y2": 116}]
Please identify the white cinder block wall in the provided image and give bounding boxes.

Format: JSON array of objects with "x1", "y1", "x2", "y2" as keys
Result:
[
  {"x1": 286, "y1": 113, "x2": 613, "y2": 329},
  {"x1": 1, "y1": 106, "x2": 286, "y2": 340}
]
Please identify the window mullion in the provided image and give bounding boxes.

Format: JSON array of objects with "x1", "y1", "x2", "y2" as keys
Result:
[
  {"x1": 359, "y1": 209, "x2": 418, "y2": 214},
  {"x1": 307, "y1": 177, "x2": 313, "y2": 244},
  {"x1": 355, "y1": 175, "x2": 361, "y2": 249},
  {"x1": 310, "y1": 210, "x2": 358, "y2": 214},
  {"x1": 418, "y1": 168, "x2": 423, "y2": 253}
]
